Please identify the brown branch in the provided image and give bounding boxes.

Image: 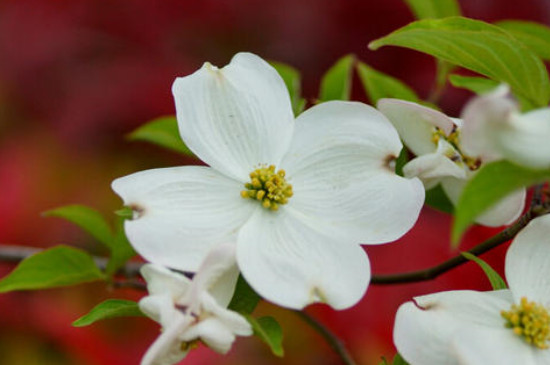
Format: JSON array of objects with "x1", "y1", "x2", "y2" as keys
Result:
[
  {"x1": 295, "y1": 310, "x2": 358, "y2": 365},
  {"x1": 371, "y1": 187, "x2": 549, "y2": 285}
]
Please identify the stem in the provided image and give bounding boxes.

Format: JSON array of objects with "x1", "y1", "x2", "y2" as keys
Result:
[
  {"x1": 295, "y1": 310, "x2": 357, "y2": 365},
  {"x1": 371, "y1": 187, "x2": 549, "y2": 285}
]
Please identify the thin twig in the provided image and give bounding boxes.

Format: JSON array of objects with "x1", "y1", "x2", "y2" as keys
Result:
[
  {"x1": 0, "y1": 244, "x2": 144, "y2": 278},
  {"x1": 371, "y1": 189, "x2": 550, "y2": 285},
  {"x1": 295, "y1": 310, "x2": 357, "y2": 365}
]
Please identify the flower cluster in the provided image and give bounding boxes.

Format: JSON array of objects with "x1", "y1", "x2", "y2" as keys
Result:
[{"x1": 112, "y1": 51, "x2": 550, "y2": 364}]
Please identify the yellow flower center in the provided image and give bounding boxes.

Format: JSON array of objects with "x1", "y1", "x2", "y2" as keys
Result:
[
  {"x1": 501, "y1": 297, "x2": 550, "y2": 349},
  {"x1": 240, "y1": 165, "x2": 293, "y2": 211},
  {"x1": 431, "y1": 127, "x2": 480, "y2": 171}
]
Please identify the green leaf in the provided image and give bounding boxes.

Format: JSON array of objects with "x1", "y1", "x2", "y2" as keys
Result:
[
  {"x1": 403, "y1": 0, "x2": 460, "y2": 19},
  {"x1": 449, "y1": 74, "x2": 499, "y2": 94},
  {"x1": 0, "y1": 246, "x2": 105, "y2": 293},
  {"x1": 461, "y1": 252, "x2": 507, "y2": 290},
  {"x1": 356, "y1": 62, "x2": 420, "y2": 105},
  {"x1": 394, "y1": 147, "x2": 409, "y2": 177},
  {"x1": 270, "y1": 61, "x2": 305, "y2": 116},
  {"x1": 369, "y1": 17, "x2": 550, "y2": 108},
  {"x1": 452, "y1": 160, "x2": 550, "y2": 243},
  {"x1": 72, "y1": 299, "x2": 144, "y2": 327},
  {"x1": 425, "y1": 184, "x2": 454, "y2": 214},
  {"x1": 392, "y1": 353, "x2": 410, "y2": 365},
  {"x1": 497, "y1": 20, "x2": 550, "y2": 60},
  {"x1": 449, "y1": 74, "x2": 534, "y2": 111},
  {"x1": 128, "y1": 116, "x2": 193, "y2": 156},
  {"x1": 105, "y1": 219, "x2": 136, "y2": 275},
  {"x1": 245, "y1": 315, "x2": 284, "y2": 357},
  {"x1": 228, "y1": 275, "x2": 261, "y2": 314},
  {"x1": 43, "y1": 205, "x2": 113, "y2": 249},
  {"x1": 319, "y1": 54, "x2": 355, "y2": 102}
]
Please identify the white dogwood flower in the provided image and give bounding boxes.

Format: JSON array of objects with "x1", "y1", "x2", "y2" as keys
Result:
[
  {"x1": 461, "y1": 85, "x2": 550, "y2": 169},
  {"x1": 393, "y1": 214, "x2": 550, "y2": 365},
  {"x1": 139, "y1": 243, "x2": 252, "y2": 365},
  {"x1": 113, "y1": 52, "x2": 424, "y2": 310},
  {"x1": 378, "y1": 98, "x2": 525, "y2": 227}
]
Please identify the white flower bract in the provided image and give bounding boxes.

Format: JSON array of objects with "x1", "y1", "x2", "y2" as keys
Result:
[
  {"x1": 378, "y1": 98, "x2": 525, "y2": 227},
  {"x1": 139, "y1": 244, "x2": 252, "y2": 365},
  {"x1": 112, "y1": 52, "x2": 425, "y2": 310},
  {"x1": 461, "y1": 85, "x2": 550, "y2": 169},
  {"x1": 393, "y1": 214, "x2": 550, "y2": 365}
]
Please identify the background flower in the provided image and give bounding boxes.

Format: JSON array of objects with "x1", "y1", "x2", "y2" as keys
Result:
[{"x1": 394, "y1": 214, "x2": 550, "y2": 365}]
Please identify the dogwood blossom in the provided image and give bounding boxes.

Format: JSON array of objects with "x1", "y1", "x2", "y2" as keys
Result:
[
  {"x1": 393, "y1": 214, "x2": 550, "y2": 365},
  {"x1": 461, "y1": 85, "x2": 550, "y2": 169},
  {"x1": 378, "y1": 98, "x2": 525, "y2": 227},
  {"x1": 139, "y1": 243, "x2": 252, "y2": 365},
  {"x1": 112, "y1": 52, "x2": 424, "y2": 310}
]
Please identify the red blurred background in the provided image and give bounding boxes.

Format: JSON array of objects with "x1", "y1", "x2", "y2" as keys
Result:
[{"x1": 0, "y1": 0, "x2": 548, "y2": 364}]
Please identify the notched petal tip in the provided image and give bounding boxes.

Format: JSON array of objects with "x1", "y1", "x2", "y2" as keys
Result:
[
  {"x1": 384, "y1": 154, "x2": 398, "y2": 172},
  {"x1": 128, "y1": 203, "x2": 145, "y2": 219}
]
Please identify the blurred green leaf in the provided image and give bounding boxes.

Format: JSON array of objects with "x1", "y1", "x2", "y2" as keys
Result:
[
  {"x1": 270, "y1": 61, "x2": 306, "y2": 116},
  {"x1": 449, "y1": 74, "x2": 499, "y2": 94},
  {"x1": 497, "y1": 20, "x2": 550, "y2": 60},
  {"x1": 319, "y1": 54, "x2": 355, "y2": 102},
  {"x1": 425, "y1": 184, "x2": 454, "y2": 214},
  {"x1": 356, "y1": 62, "x2": 419, "y2": 105},
  {"x1": 449, "y1": 74, "x2": 534, "y2": 111},
  {"x1": 394, "y1": 147, "x2": 409, "y2": 177},
  {"x1": 245, "y1": 315, "x2": 284, "y2": 357},
  {"x1": 0, "y1": 246, "x2": 105, "y2": 293},
  {"x1": 452, "y1": 160, "x2": 550, "y2": 243},
  {"x1": 228, "y1": 275, "x2": 261, "y2": 314},
  {"x1": 370, "y1": 17, "x2": 550, "y2": 108},
  {"x1": 128, "y1": 116, "x2": 194, "y2": 156},
  {"x1": 105, "y1": 218, "x2": 136, "y2": 275},
  {"x1": 392, "y1": 353, "x2": 410, "y2": 365},
  {"x1": 73, "y1": 299, "x2": 144, "y2": 327},
  {"x1": 461, "y1": 252, "x2": 507, "y2": 290},
  {"x1": 403, "y1": 0, "x2": 460, "y2": 19},
  {"x1": 44, "y1": 205, "x2": 113, "y2": 249}
]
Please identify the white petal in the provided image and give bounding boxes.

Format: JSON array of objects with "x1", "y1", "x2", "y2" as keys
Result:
[
  {"x1": 112, "y1": 166, "x2": 256, "y2": 271},
  {"x1": 402, "y1": 139, "x2": 467, "y2": 189},
  {"x1": 141, "y1": 315, "x2": 193, "y2": 365},
  {"x1": 201, "y1": 293, "x2": 252, "y2": 336},
  {"x1": 506, "y1": 214, "x2": 550, "y2": 305},
  {"x1": 140, "y1": 264, "x2": 191, "y2": 299},
  {"x1": 441, "y1": 177, "x2": 525, "y2": 227},
  {"x1": 208, "y1": 264, "x2": 240, "y2": 308},
  {"x1": 452, "y1": 327, "x2": 542, "y2": 365},
  {"x1": 495, "y1": 108, "x2": 550, "y2": 169},
  {"x1": 184, "y1": 243, "x2": 238, "y2": 308},
  {"x1": 236, "y1": 208, "x2": 370, "y2": 310},
  {"x1": 172, "y1": 52, "x2": 294, "y2": 181},
  {"x1": 139, "y1": 295, "x2": 180, "y2": 328},
  {"x1": 181, "y1": 317, "x2": 236, "y2": 354},
  {"x1": 460, "y1": 85, "x2": 514, "y2": 162},
  {"x1": 281, "y1": 101, "x2": 425, "y2": 244},
  {"x1": 394, "y1": 290, "x2": 513, "y2": 365},
  {"x1": 377, "y1": 98, "x2": 456, "y2": 156}
]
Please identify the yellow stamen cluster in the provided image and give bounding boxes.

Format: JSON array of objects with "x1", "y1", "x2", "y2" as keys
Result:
[
  {"x1": 180, "y1": 339, "x2": 200, "y2": 352},
  {"x1": 501, "y1": 297, "x2": 550, "y2": 349},
  {"x1": 240, "y1": 165, "x2": 293, "y2": 211},
  {"x1": 431, "y1": 127, "x2": 481, "y2": 171}
]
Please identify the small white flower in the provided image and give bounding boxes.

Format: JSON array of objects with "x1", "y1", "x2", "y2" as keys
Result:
[
  {"x1": 393, "y1": 214, "x2": 550, "y2": 365},
  {"x1": 113, "y1": 52, "x2": 425, "y2": 310},
  {"x1": 378, "y1": 98, "x2": 525, "y2": 227},
  {"x1": 139, "y1": 243, "x2": 252, "y2": 365},
  {"x1": 461, "y1": 85, "x2": 550, "y2": 169}
]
